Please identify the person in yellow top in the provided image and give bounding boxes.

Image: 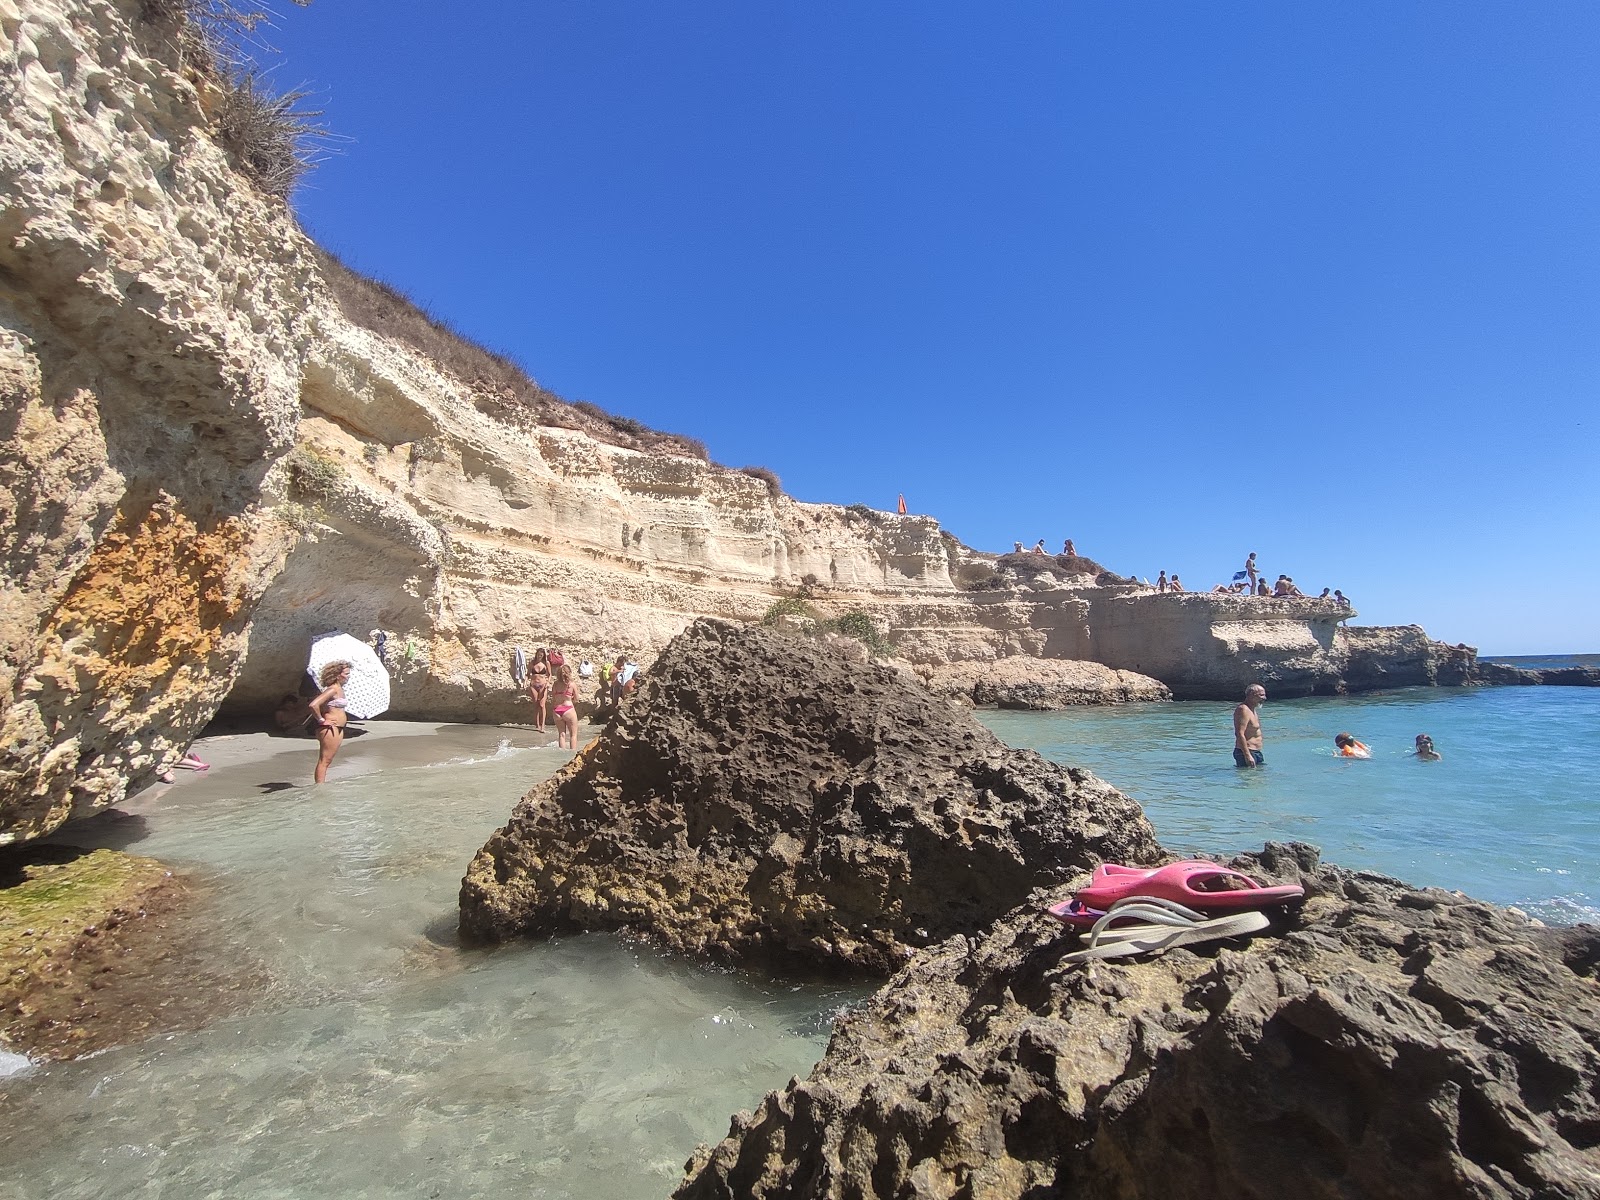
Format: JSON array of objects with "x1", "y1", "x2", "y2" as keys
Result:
[{"x1": 1334, "y1": 732, "x2": 1371, "y2": 759}]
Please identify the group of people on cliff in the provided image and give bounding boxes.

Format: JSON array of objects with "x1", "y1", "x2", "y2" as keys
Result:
[
  {"x1": 1013, "y1": 538, "x2": 1077, "y2": 556},
  {"x1": 513, "y1": 647, "x2": 640, "y2": 745},
  {"x1": 1155, "y1": 553, "x2": 1348, "y2": 607}
]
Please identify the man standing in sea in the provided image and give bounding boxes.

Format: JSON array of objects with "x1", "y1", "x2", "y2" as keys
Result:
[{"x1": 1233, "y1": 683, "x2": 1266, "y2": 767}]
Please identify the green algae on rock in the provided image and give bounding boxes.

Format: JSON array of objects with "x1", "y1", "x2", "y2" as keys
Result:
[{"x1": 0, "y1": 843, "x2": 256, "y2": 1063}]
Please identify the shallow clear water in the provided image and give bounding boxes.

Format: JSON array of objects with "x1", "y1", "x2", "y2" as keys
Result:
[
  {"x1": 981, "y1": 684, "x2": 1600, "y2": 924},
  {"x1": 0, "y1": 727, "x2": 856, "y2": 1200},
  {"x1": 5, "y1": 685, "x2": 1597, "y2": 1197}
]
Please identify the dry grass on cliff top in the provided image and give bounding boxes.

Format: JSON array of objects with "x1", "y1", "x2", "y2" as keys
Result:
[
  {"x1": 137, "y1": 1, "x2": 327, "y2": 199},
  {"x1": 314, "y1": 249, "x2": 715, "y2": 462}
]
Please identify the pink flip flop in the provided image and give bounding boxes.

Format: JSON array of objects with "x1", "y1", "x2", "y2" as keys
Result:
[
  {"x1": 1072, "y1": 860, "x2": 1220, "y2": 910},
  {"x1": 1124, "y1": 861, "x2": 1303, "y2": 910},
  {"x1": 1075, "y1": 860, "x2": 1303, "y2": 912},
  {"x1": 1046, "y1": 896, "x2": 1108, "y2": 929}
]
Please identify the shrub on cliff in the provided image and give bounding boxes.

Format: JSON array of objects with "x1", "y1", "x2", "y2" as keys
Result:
[
  {"x1": 736, "y1": 466, "x2": 783, "y2": 500},
  {"x1": 312, "y1": 249, "x2": 713, "y2": 461},
  {"x1": 285, "y1": 444, "x2": 343, "y2": 497},
  {"x1": 830, "y1": 609, "x2": 890, "y2": 658},
  {"x1": 138, "y1": 1, "x2": 325, "y2": 199}
]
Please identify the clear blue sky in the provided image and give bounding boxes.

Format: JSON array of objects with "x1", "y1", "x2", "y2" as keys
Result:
[{"x1": 262, "y1": 2, "x2": 1597, "y2": 654}]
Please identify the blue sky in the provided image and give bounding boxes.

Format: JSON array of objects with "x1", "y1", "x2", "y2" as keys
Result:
[{"x1": 264, "y1": 2, "x2": 1597, "y2": 654}]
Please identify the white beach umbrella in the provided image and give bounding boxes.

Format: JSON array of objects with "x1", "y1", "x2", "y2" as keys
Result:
[{"x1": 306, "y1": 632, "x2": 391, "y2": 720}]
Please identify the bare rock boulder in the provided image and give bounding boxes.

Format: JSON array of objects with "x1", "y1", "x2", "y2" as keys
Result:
[
  {"x1": 458, "y1": 619, "x2": 1161, "y2": 972},
  {"x1": 675, "y1": 842, "x2": 1600, "y2": 1199}
]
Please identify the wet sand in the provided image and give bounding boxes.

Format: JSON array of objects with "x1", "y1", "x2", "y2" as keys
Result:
[
  {"x1": 2, "y1": 720, "x2": 590, "y2": 1067},
  {"x1": 126, "y1": 719, "x2": 594, "y2": 809}
]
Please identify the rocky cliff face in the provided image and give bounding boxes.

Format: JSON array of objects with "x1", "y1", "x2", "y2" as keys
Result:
[
  {"x1": 0, "y1": 0, "x2": 310, "y2": 841},
  {"x1": 676, "y1": 843, "x2": 1600, "y2": 1199},
  {"x1": 1091, "y1": 594, "x2": 1495, "y2": 699}
]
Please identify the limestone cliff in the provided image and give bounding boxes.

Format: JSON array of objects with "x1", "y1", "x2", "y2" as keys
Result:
[
  {"x1": 0, "y1": 0, "x2": 308, "y2": 841},
  {"x1": 0, "y1": 0, "x2": 1514, "y2": 845}
]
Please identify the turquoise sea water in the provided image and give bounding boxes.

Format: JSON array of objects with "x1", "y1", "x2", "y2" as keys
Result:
[
  {"x1": 980, "y1": 682, "x2": 1600, "y2": 925},
  {"x1": 2, "y1": 683, "x2": 1595, "y2": 1197},
  {"x1": 0, "y1": 727, "x2": 855, "y2": 1200}
]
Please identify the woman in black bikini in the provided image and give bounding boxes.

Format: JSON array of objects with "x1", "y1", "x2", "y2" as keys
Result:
[
  {"x1": 526, "y1": 647, "x2": 551, "y2": 732},
  {"x1": 309, "y1": 660, "x2": 352, "y2": 784}
]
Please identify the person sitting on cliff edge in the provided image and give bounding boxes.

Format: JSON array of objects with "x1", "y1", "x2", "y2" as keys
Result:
[
  {"x1": 1233, "y1": 684, "x2": 1266, "y2": 768},
  {"x1": 1169, "y1": 574, "x2": 1185, "y2": 592},
  {"x1": 1032, "y1": 539, "x2": 1047, "y2": 554}
]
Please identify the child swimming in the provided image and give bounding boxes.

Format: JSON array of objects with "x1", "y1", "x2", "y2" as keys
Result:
[{"x1": 1334, "y1": 732, "x2": 1371, "y2": 759}]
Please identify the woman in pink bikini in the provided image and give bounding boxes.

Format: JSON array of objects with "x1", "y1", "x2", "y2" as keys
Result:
[
  {"x1": 308, "y1": 660, "x2": 352, "y2": 783},
  {"x1": 525, "y1": 647, "x2": 551, "y2": 732},
  {"x1": 550, "y1": 661, "x2": 580, "y2": 749}
]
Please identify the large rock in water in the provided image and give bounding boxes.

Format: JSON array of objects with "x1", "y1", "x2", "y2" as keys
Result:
[
  {"x1": 675, "y1": 843, "x2": 1600, "y2": 1199},
  {"x1": 458, "y1": 619, "x2": 1161, "y2": 972}
]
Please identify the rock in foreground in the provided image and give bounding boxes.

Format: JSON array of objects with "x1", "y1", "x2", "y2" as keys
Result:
[
  {"x1": 459, "y1": 620, "x2": 1160, "y2": 972},
  {"x1": 675, "y1": 843, "x2": 1600, "y2": 1199}
]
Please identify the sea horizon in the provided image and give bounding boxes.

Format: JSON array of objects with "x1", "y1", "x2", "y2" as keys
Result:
[{"x1": 1480, "y1": 652, "x2": 1600, "y2": 670}]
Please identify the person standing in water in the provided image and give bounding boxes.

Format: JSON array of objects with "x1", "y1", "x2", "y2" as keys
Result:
[
  {"x1": 1233, "y1": 683, "x2": 1266, "y2": 768},
  {"x1": 309, "y1": 661, "x2": 352, "y2": 784},
  {"x1": 551, "y1": 662, "x2": 580, "y2": 750},
  {"x1": 525, "y1": 647, "x2": 551, "y2": 733},
  {"x1": 1412, "y1": 734, "x2": 1442, "y2": 761}
]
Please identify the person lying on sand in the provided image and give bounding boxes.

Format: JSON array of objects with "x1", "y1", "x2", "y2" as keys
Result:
[{"x1": 1334, "y1": 732, "x2": 1371, "y2": 758}]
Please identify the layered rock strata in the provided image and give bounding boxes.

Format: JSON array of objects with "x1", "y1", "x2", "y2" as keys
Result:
[
  {"x1": 676, "y1": 843, "x2": 1600, "y2": 1199},
  {"x1": 458, "y1": 620, "x2": 1162, "y2": 972},
  {"x1": 919, "y1": 656, "x2": 1169, "y2": 708}
]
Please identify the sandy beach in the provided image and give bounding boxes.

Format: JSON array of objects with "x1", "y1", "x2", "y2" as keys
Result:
[{"x1": 121, "y1": 719, "x2": 596, "y2": 810}]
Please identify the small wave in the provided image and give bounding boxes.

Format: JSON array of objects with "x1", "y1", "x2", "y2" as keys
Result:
[
  {"x1": 413, "y1": 738, "x2": 530, "y2": 770},
  {"x1": 1518, "y1": 895, "x2": 1600, "y2": 927}
]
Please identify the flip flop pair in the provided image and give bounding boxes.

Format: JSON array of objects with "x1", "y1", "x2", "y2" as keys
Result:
[
  {"x1": 1061, "y1": 896, "x2": 1272, "y2": 964},
  {"x1": 1072, "y1": 859, "x2": 1304, "y2": 912}
]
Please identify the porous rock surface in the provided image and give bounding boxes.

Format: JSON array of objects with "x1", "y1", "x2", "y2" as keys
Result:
[
  {"x1": 675, "y1": 843, "x2": 1600, "y2": 1200},
  {"x1": 458, "y1": 620, "x2": 1162, "y2": 972},
  {"x1": 0, "y1": 0, "x2": 309, "y2": 841}
]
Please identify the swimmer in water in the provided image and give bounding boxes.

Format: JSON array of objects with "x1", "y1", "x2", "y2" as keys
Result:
[
  {"x1": 1412, "y1": 733, "x2": 1442, "y2": 761},
  {"x1": 1334, "y1": 732, "x2": 1371, "y2": 759}
]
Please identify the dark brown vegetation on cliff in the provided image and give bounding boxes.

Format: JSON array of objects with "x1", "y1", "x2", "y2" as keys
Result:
[{"x1": 313, "y1": 249, "x2": 722, "y2": 461}]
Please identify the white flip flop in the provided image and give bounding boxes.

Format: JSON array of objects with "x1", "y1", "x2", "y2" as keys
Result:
[{"x1": 1064, "y1": 897, "x2": 1272, "y2": 964}]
